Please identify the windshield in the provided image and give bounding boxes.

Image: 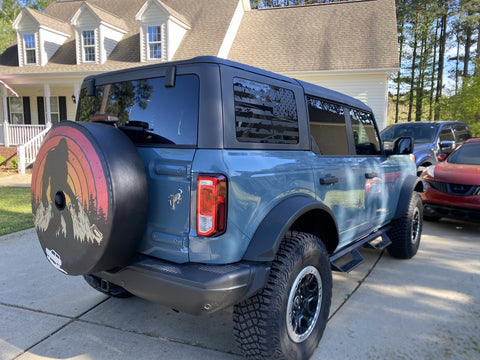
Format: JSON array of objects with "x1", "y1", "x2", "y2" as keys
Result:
[
  {"x1": 381, "y1": 123, "x2": 439, "y2": 144},
  {"x1": 448, "y1": 142, "x2": 480, "y2": 165},
  {"x1": 76, "y1": 74, "x2": 199, "y2": 146}
]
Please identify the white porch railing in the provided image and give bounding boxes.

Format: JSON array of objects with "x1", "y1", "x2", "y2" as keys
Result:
[
  {"x1": 17, "y1": 124, "x2": 51, "y2": 174},
  {"x1": 6, "y1": 124, "x2": 47, "y2": 146}
]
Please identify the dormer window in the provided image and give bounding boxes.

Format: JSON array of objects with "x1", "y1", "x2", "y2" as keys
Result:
[
  {"x1": 148, "y1": 25, "x2": 162, "y2": 59},
  {"x1": 71, "y1": 3, "x2": 127, "y2": 65},
  {"x1": 13, "y1": 8, "x2": 70, "y2": 67},
  {"x1": 136, "y1": 0, "x2": 190, "y2": 62},
  {"x1": 23, "y1": 34, "x2": 37, "y2": 64},
  {"x1": 82, "y1": 30, "x2": 96, "y2": 62}
]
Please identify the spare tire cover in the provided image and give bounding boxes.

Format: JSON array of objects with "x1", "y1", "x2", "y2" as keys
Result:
[{"x1": 31, "y1": 121, "x2": 148, "y2": 275}]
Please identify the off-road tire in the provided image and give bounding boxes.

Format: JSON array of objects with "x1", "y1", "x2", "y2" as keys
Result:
[
  {"x1": 387, "y1": 192, "x2": 423, "y2": 259},
  {"x1": 31, "y1": 121, "x2": 148, "y2": 275},
  {"x1": 233, "y1": 232, "x2": 332, "y2": 360},
  {"x1": 83, "y1": 274, "x2": 133, "y2": 298}
]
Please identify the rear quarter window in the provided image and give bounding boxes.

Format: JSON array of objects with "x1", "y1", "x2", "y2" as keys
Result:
[
  {"x1": 233, "y1": 77, "x2": 299, "y2": 144},
  {"x1": 76, "y1": 74, "x2": 199, "y2": 146}
]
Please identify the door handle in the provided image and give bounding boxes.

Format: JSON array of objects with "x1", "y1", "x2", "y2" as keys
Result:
[
  {"x1": 320, "y1": 176, "x2": 339, "y2": 185},
  {"x1": 365, "y1": 172, "x2": 378, "y2": 179}
]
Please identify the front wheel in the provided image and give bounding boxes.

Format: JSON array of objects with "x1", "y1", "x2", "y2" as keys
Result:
[
  {"x1": 387, "y1": 193, "x2": 423, "y2": 259},
  {"x1": 233, "y1": 232, "x2": 332, "y2": 360}
]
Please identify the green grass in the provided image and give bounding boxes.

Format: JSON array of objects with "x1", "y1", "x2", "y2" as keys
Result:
[{"x1": 0, "y1": 187, "x2": 34, "y2": 236}]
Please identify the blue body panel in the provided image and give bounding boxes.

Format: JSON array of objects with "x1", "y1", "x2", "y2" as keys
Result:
[
  {"x1": 137, "y1": 147, "x2": 415, "y2": 264},
  {"x1": 136, "y1": 147, "x2": 195, "y2": 263}
]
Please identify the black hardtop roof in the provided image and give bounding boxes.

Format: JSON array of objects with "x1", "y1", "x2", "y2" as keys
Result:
[{"x1": 83, "y1": 56, "x2": 372, "y2": 112}]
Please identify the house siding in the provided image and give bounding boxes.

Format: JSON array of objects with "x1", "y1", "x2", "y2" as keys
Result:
[
  {"x1": 99, "y1": 24, "x2": 125, "y2": 63},
  {"x1": 289, "y1": 72, "x2": 390, "y2": 130},
  {"x1": 0, "y1": 87, "x2": 76, "y2": 126},
  {"x1": 167, "y1": 20, "x2": 187, "y2": 61},
  {"x1": 38, "y1": 28, "x2": 69, "y2": 66}
]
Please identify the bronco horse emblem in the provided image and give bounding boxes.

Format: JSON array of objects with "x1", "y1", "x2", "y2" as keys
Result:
[{"x1": 168, "y1": 189, "x2": 183, "y2": 211}]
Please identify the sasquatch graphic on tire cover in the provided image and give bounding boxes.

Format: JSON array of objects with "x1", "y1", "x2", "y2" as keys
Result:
[{"x1": 31, "y1": 123, "x2": 110, "y2": 275}]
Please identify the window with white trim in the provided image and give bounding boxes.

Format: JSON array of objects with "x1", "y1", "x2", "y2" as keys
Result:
[
  {"x1": 47, "y1": 97, "x2": 60, "y2": 124},
  {"x1": 147, "y1": 26, "x2": 162, "y2": 59},
  {"x1": 9, "y1": 97, "x2": 24, "y2": 124},
  {"x1": 82, "y1": 30, "x2": 96, "y2": 62},
  {"x1": 24, "y1": 34, "x2": 36, "y2": 64}
]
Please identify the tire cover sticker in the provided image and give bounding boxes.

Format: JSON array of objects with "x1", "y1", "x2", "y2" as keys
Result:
[{"x1": 31, "y1": 124, "x2": 111, "y2": 274}]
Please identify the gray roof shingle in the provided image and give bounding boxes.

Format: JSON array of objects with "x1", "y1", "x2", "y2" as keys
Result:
[
  {"x1": 0, "y1": 0, "x2": 398, "y2": 77},
  {"x1": 229, "y1": 0, "x2": 399, "y2": 72}
]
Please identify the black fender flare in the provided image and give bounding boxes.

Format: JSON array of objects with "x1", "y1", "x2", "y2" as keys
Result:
[
  {"x1": 393, "y1": 175, "x2": 424, "y2": 219},
  {"x1": 416, "y1": 155, "x2": 435, "y2": 169},
  {"x1": 242, "y1": 196, "x2": 339, "y2": 262}
]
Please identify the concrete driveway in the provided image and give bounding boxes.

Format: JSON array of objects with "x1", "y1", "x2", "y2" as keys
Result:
[{"x1": 1, "y1": 220, "x2": 479, "y2": 360}]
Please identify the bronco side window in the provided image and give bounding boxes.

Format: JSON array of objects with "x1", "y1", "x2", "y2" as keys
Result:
[
  {"x1": 233, "y1": 78, "x2": 299, "y2": 144},
  {"x1": 349, "y1": 109, "x2": 382, "y2": 155},
  {"x1": 306, "y1": 96, "x2": 348, "y2": 155}
]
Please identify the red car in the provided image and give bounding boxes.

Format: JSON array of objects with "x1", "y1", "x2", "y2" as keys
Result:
[{"x1": 421, "y1": 138, "x2": 480, "y2": 222}]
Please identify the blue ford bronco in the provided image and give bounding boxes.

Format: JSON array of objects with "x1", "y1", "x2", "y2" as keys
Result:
[{"x1": 32, "y1": 56, "x2": 423, "y2": 360}]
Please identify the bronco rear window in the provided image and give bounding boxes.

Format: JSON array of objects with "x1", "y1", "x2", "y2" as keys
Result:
[{"x1": 76, "y1": 74, "x2": 199, "y2": 146}]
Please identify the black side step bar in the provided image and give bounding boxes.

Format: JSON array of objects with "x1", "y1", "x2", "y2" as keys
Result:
[{"x1": 329, "y1": 226, "x2": 392, "y2": 273}]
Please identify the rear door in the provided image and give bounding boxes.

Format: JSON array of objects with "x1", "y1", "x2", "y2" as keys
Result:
[
  {"x1": 129, "y1": 74, "x2": 200, "y2": 263},
  {"x1": 78, "y1": 68, "x2": 201, "y2": 263},
  {"x1": 307, "y1": 96, "x2": 370, "y2": 247}
]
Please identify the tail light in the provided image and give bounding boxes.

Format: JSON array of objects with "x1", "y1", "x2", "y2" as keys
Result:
[{"x1": 197, "y1": 175, "x2": 227, "y2": 237}]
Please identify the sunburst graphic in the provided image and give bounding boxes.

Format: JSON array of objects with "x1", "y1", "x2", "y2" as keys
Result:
[{"x1": 31, "y1": 124, "x2": 109, "y2": 221}]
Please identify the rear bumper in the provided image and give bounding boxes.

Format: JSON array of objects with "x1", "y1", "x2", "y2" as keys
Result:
[{"x1": 96, "y1": 255, "x2": 269, "y2": 315}]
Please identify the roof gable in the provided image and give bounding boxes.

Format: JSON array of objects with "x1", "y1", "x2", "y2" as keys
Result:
[
  {"x1": 135, "y1": 0, "x2": 190, "y2": 28},
  {"x1": 71, "y1": 2, "x2": 127, "y2": 33},
  {"x1": 13, "y1": 7, "x2": 71, "y2": 36}
]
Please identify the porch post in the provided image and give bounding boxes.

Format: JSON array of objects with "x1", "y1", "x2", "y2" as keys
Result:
[
  {"x1": 2, "y1": 86, "x2": 9, "y2": 147},
  {"x1": 73, "y1": 83, "x2": 80, "y2": 110},
  {"x1": 44, "y1": 84, "x2": 51, "y2": 126}
]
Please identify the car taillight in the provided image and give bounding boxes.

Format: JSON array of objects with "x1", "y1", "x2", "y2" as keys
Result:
[{"x1": 197, "y1": 175, "x2": 227, "y2": 237}]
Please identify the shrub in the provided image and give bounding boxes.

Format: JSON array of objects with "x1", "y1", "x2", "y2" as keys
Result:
[
  {"x1": 9, "y1": 157, "x2": 18, "y2": 169},
  {"x1": 0, "y1": 155, "x2": 5, "y2": 166}
]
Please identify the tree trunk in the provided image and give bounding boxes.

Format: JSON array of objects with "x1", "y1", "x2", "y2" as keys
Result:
[
  {"x1": 435, "y1": 1, "x2": 448, "y2": 120},
  {"x1": 395, "y1": 16, "x2": 405, "y2": 123},
  {"x1": 408, "y1": 12, "x2": 420, "y2": 122}
]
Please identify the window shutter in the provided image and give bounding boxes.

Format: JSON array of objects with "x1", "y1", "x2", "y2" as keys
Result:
[
  {"x1": 37, "y1": 97, "x2": 45, "y2": 125},
  {"x1": 59, "y1": 96, "x2": 67, "y2": 121},
  {"x1": 23, "y1": 97, "x2": 31, "y2": 124}
]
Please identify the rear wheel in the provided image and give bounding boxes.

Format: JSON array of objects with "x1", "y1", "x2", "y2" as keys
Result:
[
  {"x1": 233, "y1": 232, "x2": 332, "y2": 360},
  {"x1": 387, "y1": 193, "x2": 423, "y2": 259}
]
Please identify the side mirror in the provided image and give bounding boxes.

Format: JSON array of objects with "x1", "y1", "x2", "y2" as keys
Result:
[
  {"x1": 439, "y1": 140, "x2": 455, "y2": 153},
  {"x1": 392, "y1": 136, "x2": 413, "y2": 155}
]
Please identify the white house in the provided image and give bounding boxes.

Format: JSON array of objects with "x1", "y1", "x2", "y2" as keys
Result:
[{"x1": 0, "y1": 0, "x2": 398, "y2": 171}]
